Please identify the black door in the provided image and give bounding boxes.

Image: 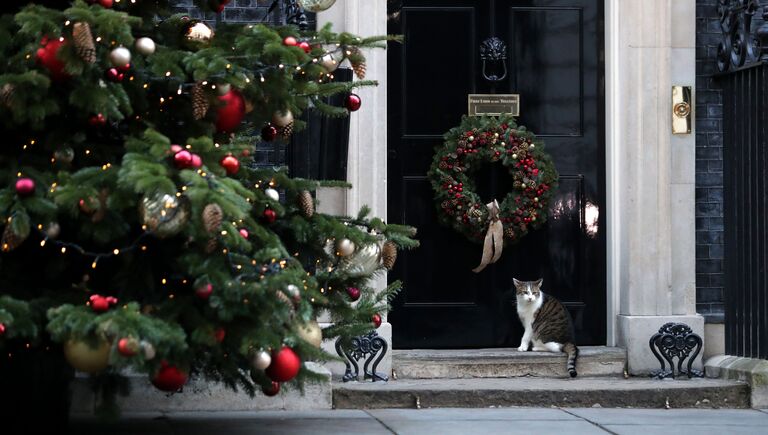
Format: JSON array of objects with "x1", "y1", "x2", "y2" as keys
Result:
[{"x1": 388, "y1": 0, "x2": 605, "y2": 348}]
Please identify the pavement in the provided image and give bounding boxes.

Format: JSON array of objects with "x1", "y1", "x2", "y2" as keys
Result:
[{"x1": 69, "y1": 407, "x2": 768, "y2": 435}]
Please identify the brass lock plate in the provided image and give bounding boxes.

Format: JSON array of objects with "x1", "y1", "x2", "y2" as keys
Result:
[{"x1": 672, "y1": 86, "x2": 693, "y2": 134}]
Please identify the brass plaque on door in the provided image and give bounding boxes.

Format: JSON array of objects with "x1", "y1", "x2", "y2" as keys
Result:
[
  {"x1": 468, "y1": 94, "x2": 520, "y2": 117},
  {"x1": 672, "y1": 86, "x2": 692, "y2": 134}
]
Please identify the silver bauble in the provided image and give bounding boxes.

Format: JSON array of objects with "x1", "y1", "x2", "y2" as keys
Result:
[
  {"x1": 139, "y1": 194, "x2": 190, "y2": 238},
  {"x1": 336, "y1": 238, "x2": 356, "y2": 257},
  {"x1": 53, "y1": 147, "x2": 75, "y2": 164},
  {"x1": 109, "y1": 46, "x2": 132, "y2": 67},
  {"x1": 140, "y1": 340, "x2": 156, "y2": 360},
  {"x1": 285, "y1": 284, "x2": 301, "y2": 302},
  {"x1": 135, "y1": 37, "x2": 156, "y2": 56},
  {"x1": 319, "y1": 53, "x2": 338, "y2": 72},
  {"x1": 297, "y1": 320, "x2": 323, "y2": 348},
  {"x1": 252, "y1": 350, "x2": 271, "y2": 370},
  {"x1": 264, "y1": 188, "x2": 280, "y2": 202},
  {"x1": 339, "y1": 241, "x2": 382, "y2": 277},
  {"x1": 271, "y1": 110, "x2": 294, "y2": 127},
  {"x1": 182, "y1": 20, "x2": 215, "y2": 50},
  {"x1": 298, "y1": 0, "x2": 337, "y2": 12},
  {"x1": 44, "y1": 222, "x2": 61, "y2": 239}
]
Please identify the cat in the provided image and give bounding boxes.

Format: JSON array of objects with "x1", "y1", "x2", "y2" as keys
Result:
[{"x1": 514, "y1": 278, "x2": 579, "y2": 377}]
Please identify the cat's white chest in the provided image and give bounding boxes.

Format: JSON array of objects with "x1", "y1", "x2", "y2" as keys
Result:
[{"x1": 517, "y1": 297, "x2": 542, "y2": 327}]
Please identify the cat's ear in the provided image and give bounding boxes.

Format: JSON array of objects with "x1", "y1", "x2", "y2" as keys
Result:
[
  {"x1": 535, "y1": 278, "x2": 543, "y2": 288},
  {"x1": 513, "y1": 278, "x2": 521, "y2": 287}
]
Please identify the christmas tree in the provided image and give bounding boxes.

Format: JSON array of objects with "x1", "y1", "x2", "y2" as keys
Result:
[{"x1": 0, "y1": 0, "x2": 416, "y2": 418}]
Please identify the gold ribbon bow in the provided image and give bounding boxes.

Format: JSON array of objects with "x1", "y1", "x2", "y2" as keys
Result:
[{"x1": 472, "y1": 200, "x2": 504, "y2": 273}]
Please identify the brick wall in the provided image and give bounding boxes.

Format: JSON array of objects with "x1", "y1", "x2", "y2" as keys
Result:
[{"x1": 695, "y1": 0, "x2": 725, "y2": 322}]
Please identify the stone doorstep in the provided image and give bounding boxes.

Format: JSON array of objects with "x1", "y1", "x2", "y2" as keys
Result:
[
  {"x1": 332, "y1": 377, "x2": 750, "y2": 409},
  {"x1": 706, "y1": 355, "x2": 768, "y2": 408},
  {"x1": 70, "y1": 362, "x2": 333, "y2": 414},
  {"x1": 392, "y1": 346, "x2": 627, "y2": 379}
]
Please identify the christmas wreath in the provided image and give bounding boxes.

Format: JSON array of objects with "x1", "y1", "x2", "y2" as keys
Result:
[{"x1": 428, "y1": 115, "x2": 558, "y2": 271}]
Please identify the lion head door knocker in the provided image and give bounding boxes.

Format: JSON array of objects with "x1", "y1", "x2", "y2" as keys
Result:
[{"x1": 480, "y1": 37, "x2": 508, "y2": 82}]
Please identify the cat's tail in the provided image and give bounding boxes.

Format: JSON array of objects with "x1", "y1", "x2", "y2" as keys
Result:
[{"x1": 564, "y1": 342, "x2": 579, "y2": 377}]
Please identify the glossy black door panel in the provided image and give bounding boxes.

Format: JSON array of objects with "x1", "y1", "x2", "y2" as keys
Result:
[{"x1": 388, "y1": 0, "x2": 605, "y2": 348}]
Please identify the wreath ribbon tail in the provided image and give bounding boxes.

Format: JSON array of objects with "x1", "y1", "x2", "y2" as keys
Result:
[{"x1": 472, "y1": 200, "x2": 504, "y2": 273}]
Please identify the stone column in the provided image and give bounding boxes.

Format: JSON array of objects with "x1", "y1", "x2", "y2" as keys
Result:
[
  {"x1": 606, "y1": 0, "x2": 702, "y2": 374},
  {"x1": 315, "y1": 0, "x2": 392, "y2": 378}
]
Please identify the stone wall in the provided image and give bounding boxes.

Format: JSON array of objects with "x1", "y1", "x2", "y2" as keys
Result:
[{"x1": 695, "y1": 0, "x2": 725, "y2": 322}]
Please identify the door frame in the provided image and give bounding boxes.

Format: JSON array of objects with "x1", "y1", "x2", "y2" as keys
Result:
[{"x1": 318, "y1": 0, "x2": 699, "y2": 352}]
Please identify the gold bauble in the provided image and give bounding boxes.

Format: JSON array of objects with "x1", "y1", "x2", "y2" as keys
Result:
[
  {"x1": 297, "y1": 320, "x2": 323, "y2": 348},
  {"x1": 272, "y1": 110, "x2": 294, "y2": 127},
  {"x1": 63, "y1": 338, "x2": 111, "y2": 374},
  {"x1": 298, "y1": 0, "x2": 337, "y2": 12},
  {"x1": 140, "y1": 194, "x2": 190, "y2": 238},
  {"x1": 182, "y1": 20, "x2": 215, "y2": 50},
  {"x1": 335, "y1": 238, "x2": 356, "y2": 257},
  {"x1": 339, "y1": 241, "x2": 382, "y2": 277}
]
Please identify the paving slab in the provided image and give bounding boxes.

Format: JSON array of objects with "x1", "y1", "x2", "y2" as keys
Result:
[
  {"x1": 566, "y1": 408, "x2": 768, "y2": 426},
  {"x1": 378, "y1": 419, "x2": 607, "y2": 435},
  {"x1": 368, "y1": 407, "x2": 581, "y2": 421}
]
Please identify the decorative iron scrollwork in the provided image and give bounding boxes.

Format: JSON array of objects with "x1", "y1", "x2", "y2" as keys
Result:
[
  {"x1": 649, "y1": 322, "x2": 704, "y2": 379},
  {"x1": 335, "y1": 330, "x2": 389, "y2": 382},
  {"x1": 717, "y1": 0, "x2": 766, "y2": 71},
  {"x1": 480, "y1": 37, "x2": 508, "y2": 82}
]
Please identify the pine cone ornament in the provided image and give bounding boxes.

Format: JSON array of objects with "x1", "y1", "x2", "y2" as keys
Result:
[
  {"x1": 205, "y1": 238, "x2": 218, "y2": 254},
  {"x1": 1, "y1": 225, "x2": 27, "y2": 252},
  {"x1": 202, "y1": 203, "x2": 223, "y2": 234},
  {"x1": 280, "y1": 121, "x2": 294, "y2": 141},
  {"x1": 298, "y1": 190, "x2": 314, "y2": 218},
  {"x1": 191, "y1": 82, "x2": 209, "y2": 120},
  {"x1": 275, "y1": 290, "x2": 296, "y2": 316},
  {"x1": 1, "y1": 84, "x2": 14, "y2": 107},
  {"x1": 348, "y1": 46, "x2": 367, "y2": 80},
  {"x1": 381, "y1": 241, "x2": 398, "y2": 270},
  {"x1": 72, "y1": 22, "x2": 96, "y2": 64}
]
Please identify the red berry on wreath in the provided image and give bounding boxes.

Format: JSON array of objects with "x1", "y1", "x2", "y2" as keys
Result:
[
  {"x1": 89, "y1": 294, "x2": 118, "y2": 313},
  {"x1": 214, "y1": 327, "x2": 226, "y2": 343},
  {"x1": 265, "y1": 346, "x2": 300, "y2": 382},
  {"x1": 0, "y1": 323, "x2": 5, "y2": 336},
  {"x1": 171, "y1": 144, "x2": 184, "y2": 154},
  {"x1": 262, "y1": 208, "x2": 277, "y2": 224},
  {"x1": 239, "y1": 228, "x2": 249, "y2": 239},
  {"x1": 105, "y1": 67, "x2": 124, "y2": 82},
  {"x1": 15, "y1": 178, "x2": 35, "y2": 197},
  {"x1": 262, "y1": 381, "x2": 280, "y2": 397},
  {"x1": 190, "y1": 153, "x2": 203, "y2": 169},
  {"x1": 372, "y1": 313, "x2": 382, "y2": 328},
  {"x1": 151, "y1": 361, "x2": 188, "y2": 392},
  {"x1": 89, "y1": 113, "x2": 106, "y2": 126}
]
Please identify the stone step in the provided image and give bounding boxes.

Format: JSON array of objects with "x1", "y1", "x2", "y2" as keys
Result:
[
  {"x1": 333, "y1": 377, "x2": 750, "y2": 409},
  {"x1": 70, "y1": 362, "x2": 332, "y2": 414},
  {"x1": 392, "y1": 346, "x2": 626, "y2": 379}
]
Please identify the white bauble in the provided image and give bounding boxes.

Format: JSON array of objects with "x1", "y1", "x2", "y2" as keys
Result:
[
  {"x1": 251, "y1": 350, "x2": 271, "y2": 370},
  {"x1": 109, "y1": 46, "x2": 132, "y2": 67},
  {"x1": 135, "y1": 37, "x2": 156, "y2": 56},
  {"x1": 264, "y1": 188, "x2": 279, "y2": 202},
  {"x1": 272, "y1": 110, "x2": 294, "y2": 127}
]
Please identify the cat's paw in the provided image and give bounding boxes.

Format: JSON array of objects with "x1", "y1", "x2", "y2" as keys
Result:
[
  {"x1": 532, "y1": 347, "x2": 547, "y2": 352},
  {"x1": 517, "y1": 345, "x2": 529, "y2": 352}
]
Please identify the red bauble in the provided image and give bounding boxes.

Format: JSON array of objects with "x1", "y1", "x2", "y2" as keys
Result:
[
  {"x1": 283, "y1": 36, "x2": 298, "y2": 46},
  {"x1": 209, "y1": 0, "x2": 226, "y2": 12},
  {"x1": 261, "y1": 125, "x2": 278, "y2": 142},
  {"x1": 372, "y1": 313, "x2": 382, "y2": 328},
  {"x1": 0, "y1": 323, "x2": 5, "y2": 336},
  {"x1": 174, "y1": 150, "x2": 193, "y2": 169},
  {"x1": 36, "y1": 38, "x2": 69, "y2": 81},
  {"x1": 214, "y1": 327, "x2": 226, "y2": 343},
  {"x1": 265, "y1": 347, "x2": 301, "y2": 382},
  {"x1": 345, "y1": 93, "x2": 362, "y2": 112},
  {"x1": 95, "y1": 0, "x2": 113, "y2": 7},
  {"x1": 262, "y1": 381, "x2": 280, "y2": 397},
  {"x1": 215, "y1": 89, "x2": 246, "y2": 133},
  {"x1": 190, "y1": 154, "x2": 203, "y2": 169},
  {"x1": 88, "y1": 113, "x2": 106, "y2": 126},
  {"x1": 220, "y1": 155, "x2": 240, "y2": 175},
  {"x1": 89, "y1": 294, "x2": 118, "y2": 313},
  {"x1": 239, "y1": 228, "x2": 249, "y2": 239},
  {"x1": 105, "y1": 67, "x2": 124, "y2": 82},
  {"x1": 196, "y1": 283, "x2": 213, "y2": 299},
  {"x1": 15, "y1": 178, "x2": 35, "y2": 197},
  {"x1": 346, "y1": 287, "x2": 361, "y2": 302},
  {"x1": 262, "y1": 208, "x2": 277, "y2": 224},
  {"x1": 117, "y1": 338, "x2": 138, "y2": 356},
  {"x1": 151, "y1": 362, "x2": 188, "y2": 392},
  {"x1": 298, "y1": 41, "x2": 311, "y2": 53},
  {"x1": 170, "y1": 144, "x2": 183, "y2": 154}
]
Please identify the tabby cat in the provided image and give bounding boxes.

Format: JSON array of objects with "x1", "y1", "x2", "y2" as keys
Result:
[{"x1": 514, "y1": 278, "x2": 579, "y2": 377}]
